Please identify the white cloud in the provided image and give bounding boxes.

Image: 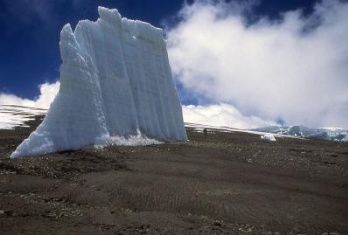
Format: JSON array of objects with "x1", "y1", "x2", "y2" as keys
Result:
[
  {"x1": 0, "y1": 81, "x2": 60, "y2": 109},
  {"x1": 183, "y1": 103, "x2": 275, "y2": 129},
  {"x1": 167, "y1": 0, "x2": 348, "y2": 128},
  {"x1": 33, "y1": 81, "x2": 60, "y2": 108}
]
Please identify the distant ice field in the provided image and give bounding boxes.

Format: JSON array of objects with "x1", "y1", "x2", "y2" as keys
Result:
[
  {"x1": 1, "y1": 105, "x2": 347, "y2": 143},
  {"x1": 0, "y1": 105, "x2": 287, "y2": 139},
  {"x1": 0, "y1": 105, "x2": 46, "y2": 129}
]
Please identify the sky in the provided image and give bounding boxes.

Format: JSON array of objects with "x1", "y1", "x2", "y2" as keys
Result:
[{"x1": 1, "y1": 0, "x2": 347, "y2": 129}]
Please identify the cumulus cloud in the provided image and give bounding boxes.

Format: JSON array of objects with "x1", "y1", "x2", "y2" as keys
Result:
[
  {"x1": 167, "y1": 0, "x2": 348, "y2": 128},
  {"x1": 0, "y1": 81, "x2": 60, "y2": 109},
  {"x1": 183, "y1": 103, "x2": 275, "y2": 129}
]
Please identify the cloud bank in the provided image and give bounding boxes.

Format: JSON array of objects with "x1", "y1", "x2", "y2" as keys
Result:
[
  {"x1": 0, "y1": 81, "x2": 60, "y2": 109},
  {"x1": 167, "y1": 0, "x2": 348, "y2": 128},
  {"x1": 183, "y1": 104, "x2": 275, "y2": 129}
]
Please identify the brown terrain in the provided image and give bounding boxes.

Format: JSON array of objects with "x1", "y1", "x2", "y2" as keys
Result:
[{"x1": 0, "y1": 116, "x2": 347, "y2": 234}]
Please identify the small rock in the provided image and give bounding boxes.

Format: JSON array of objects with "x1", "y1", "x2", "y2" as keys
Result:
[{"x1": 213, "y1": 220, "x2": 222, "y2": 227}]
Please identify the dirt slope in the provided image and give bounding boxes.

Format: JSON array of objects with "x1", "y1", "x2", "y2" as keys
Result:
[{"x1": 0, "y1": 116, "x2": 347, "y2": 234}]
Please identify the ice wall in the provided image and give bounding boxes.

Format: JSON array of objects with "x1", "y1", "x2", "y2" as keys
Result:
[{"x1": 11, "y1": 7, "x2": 187, "y2": 158}]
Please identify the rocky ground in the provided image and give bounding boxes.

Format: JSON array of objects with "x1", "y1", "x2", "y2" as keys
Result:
[{"x1": 0, "y1": 116, "x2": 347, "y2": 234}]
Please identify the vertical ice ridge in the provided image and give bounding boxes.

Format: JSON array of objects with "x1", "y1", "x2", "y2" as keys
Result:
[
  {"x1": 72, "y1": 21, "x2": 110, "y2": 141},
  {"x1": 122, "y1": 30, "x2": 140, "y2": 132},
  {"x1": 11, "y1": 7, "x2": 187, "y2": 158}
]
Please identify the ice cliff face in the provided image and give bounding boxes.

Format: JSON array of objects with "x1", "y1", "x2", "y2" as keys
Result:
[{"x1": 11, "y1": 7, "x2": 187, "y2": 158}]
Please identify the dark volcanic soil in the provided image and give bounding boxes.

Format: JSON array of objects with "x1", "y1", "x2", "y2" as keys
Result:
[{"x1": 0, "y1": 116, "x2": 347, "y2": 234}]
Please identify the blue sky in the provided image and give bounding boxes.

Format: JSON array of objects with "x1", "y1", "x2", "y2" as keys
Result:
[{"x1": 1, "y1": 0, "x2": 348, "y2": 129}]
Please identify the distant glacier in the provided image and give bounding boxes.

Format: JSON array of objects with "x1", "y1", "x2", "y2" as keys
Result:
[
  {"x1": 254, "y1": 126, "x2": 348, "y2": 141},
  {"x1": 11, "y1": 7, "x2": 187, "y2": 158}
]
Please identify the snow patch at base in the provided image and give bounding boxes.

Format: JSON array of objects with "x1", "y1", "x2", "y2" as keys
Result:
[
  {"x1": 11, "y1": 131, "x2": 55, "y2": 158},
  {"x1": 95, "y1": 130, "x2": 162, "y2": 149},
  {"x1": 11, "y1": 130, "x2": 161, "y2": 158}
]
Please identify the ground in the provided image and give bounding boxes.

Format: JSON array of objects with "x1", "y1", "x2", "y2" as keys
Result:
[{"x1": 0, "y1": 116, "x2": 347, "y2": 234}]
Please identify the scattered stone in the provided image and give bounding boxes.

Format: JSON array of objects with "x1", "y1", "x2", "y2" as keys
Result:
[{"x1": 213, "y1": 220, "x2": 223, "y2": 227}]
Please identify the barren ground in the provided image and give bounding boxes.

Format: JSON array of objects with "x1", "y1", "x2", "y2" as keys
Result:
[{"x1": 0, "y1": 116, "x2": 347, "y2": 234}]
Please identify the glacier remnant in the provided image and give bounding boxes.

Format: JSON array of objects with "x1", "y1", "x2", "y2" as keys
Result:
[{"x1": 11, "y1": 7, "x2": 187, "y2": 158}]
